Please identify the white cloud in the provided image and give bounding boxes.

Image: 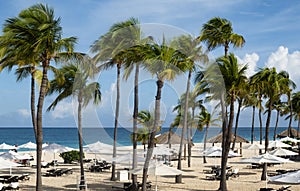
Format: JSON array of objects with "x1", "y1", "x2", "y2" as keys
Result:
[
  {"x1": 265, "y1": 46, "x2": 300, "y2": 89},
  {"x1": 237, "y1": 53, "x2": 259, "y2": 78},
  {"x1": 50, "y1": 100, "x2": 74, "y2": 119},
  {"x1": 17, "y1": 109, "x2": 30, "y2": 118}
]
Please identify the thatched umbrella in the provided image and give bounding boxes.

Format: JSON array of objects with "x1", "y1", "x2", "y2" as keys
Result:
[
  {"x1": 276, "y1": 128, "x2": 300, "y2": 139},
  {"x1": 155, "y1": 131, "x2": 192, "y2": 159},
  {"x1": 207, "y1": 133, "x2": 249, "y2": 155}
]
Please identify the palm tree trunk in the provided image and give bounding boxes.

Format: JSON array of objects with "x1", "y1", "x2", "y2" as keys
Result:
[
  {"x1": 176, "y1": 70, "x2": 192, "y2": 183},
  {"x1": 111, "y1": 63, "x2": 121, "y2": 181},
  {"x1": 77, "y1": 96, "x2": 86, "y2": 190},
  {"x1": 142, "y1": 79, "x2": 163, "y2": 191},
  {"x1": 219, "y1": 94, "x2": 234, "y2": 191},
  {"x1": 261, "y1": 101, "x2": 273, "y2": 181},
  {"x1": 288, "y1": 93, "x2": 293, "y2": 137},
  {"x1": 36, "y1": 61, "x2": 49, "y2": 191},
  {"x1": 232, "y1": 99, "x2": 242, "y2": 151},
  {"x1": 298, "y1": 119, "x2": 300, "y2": 138},
  {"x1": 203, "y1": 124, "x2": 209, "y2": 163},
  {"x1": 218, "y1": 91, "x2": 228, "y2": 191},
  {"x1": 251, "y1": 106, "x2": 255, "y2": 144},
  {"x1": 30, "y1": 71, "x2": 37, "y2": 139},
  {"x1": 259, "y1": 107, "x2": 263, "y2": 154},
  {"x1": 132, "y1": 63, "x2": 139, "y2": 190},
  {"x1": 273, "y1": 110, "x2": 280, "y2": 141}
]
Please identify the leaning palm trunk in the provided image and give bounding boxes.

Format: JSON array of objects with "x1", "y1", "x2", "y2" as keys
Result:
[
  {"x1": 31, "y1": 70, "x2": 37, "y2": 138},
  {"x1": 141, "y1": 79, "x2": 163, "y2": 191},
  {"x1": 78, "y1": 95, "x2": 86, "y2": 190},
  {"x1": 232, "y1": 99, "x2": 242, "y2": 150},
  {"x1": 219, "y1": 95, "x2": 235, "y2": 191},
  {"x1": 288, "y1": 94, "x2": 293, "y2": 137},
  {"x1": 251, "y1": 106, "x2": 255, "y2": 144},
  {"x1": 36, "y1": 61, "x2": 49, "y2": 191},
  {"x1": 132, "y1": 64, "x2": 139, "y2": 190},
  {"x1": 203, "y1": 124, "x2": 209, "y2": 163},
  {"x1": 261, "y1": 101, "x2": 273, "y2": 180},
  {"x1": 273, "y1": 110, "x2": 280, "y2": 141},
  {"x1": 219, "y1": 92, "x2": 229, "y2": 191},
  {"x1": 259, "y1": 107, "x2": 263, "y2": 154},
  {"x1": 176, "y1": 70, "x2": 192, "y2": 183},
  {"x1": 111, "y1": 63, "x2": 121, "y2": 181}
]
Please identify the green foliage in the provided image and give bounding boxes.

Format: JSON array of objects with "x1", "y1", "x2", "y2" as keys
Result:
[{"x1": 59, "y1": 150, "x2": 83, "y2": 164}]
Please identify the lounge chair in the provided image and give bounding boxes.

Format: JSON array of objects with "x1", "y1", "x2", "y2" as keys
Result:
[
  {"x1": 41, "y1": 161, "x2": 50, "y2": 168},
  {"x1": 61, "y1": 168, "x2": 73, "y2": 175},
  {"x1": 17, "y1": 174, "x2": 30, "y2": 181},
  {"x1": 4, "y1": 176, "x2": 19, "y2": 184},
  {"x1": 4, "y1": 182, "x2": 19, "y2": 190},
  {"x1": 228, "y1": 168, "x2": 239, "y2": 178},
  {"x1": 277, "y1": 185, "x2": 291, "y2": 191}
]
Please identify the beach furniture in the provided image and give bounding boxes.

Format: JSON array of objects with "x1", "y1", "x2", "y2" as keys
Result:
[{"x1": 4, "y1": 182, "x2": 19, "y2": 190}]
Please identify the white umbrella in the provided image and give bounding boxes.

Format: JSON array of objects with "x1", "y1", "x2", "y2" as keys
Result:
[
  {"x1": 42, "y1": 143, "x2": 74, "y2": 162},
  {"x1": 143, "y1": 146, "x2": 174, "y2": 156},
  {"x1": 201, "y1": 146, "x2": 240, "y2": 157},
  {"x1": 0, "y1": 158, "x2": 21, "y2": 175},
  {"x1": 130, "y1": 162, "x2": 183, "y2": 191},
  {"x1": 0, "y1": 143, "x2": 16, "y2": 150},
  {"x1": 240, "y1": 153, "x2": 294, "y2": 188},
  {"x1": 269, "y1": 148, "x2": 298, "y2": 156},
  {"x1": 268, "y1": 140, "x2": 292, "y2": 148},
  {"x1": 0, "y1": 151, "x2": 32, "y2": 160},
  {"x1": 18, "y1": 141, "x2": 36, "y2": 149},
  {"x1": 280, "y1": 137, "x2": 300, "y2": 143},
  {"x1": 269, "y1": 170, "x2": 300, "y2": 184},
  {"x1": 83, "y1": 141, "x2": 113, "y2": 159},
  {"x1": 243, "y1": 143, "x2": 264, "y2": 150}
]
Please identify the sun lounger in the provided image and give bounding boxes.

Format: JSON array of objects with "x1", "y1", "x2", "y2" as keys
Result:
[
  {"x1": 4, "y1": 176, "x2": 19, "y2": 184},
  {"x1": 61, "y1": 168, "x2": 73, "y2": 175},
  {"x1": 17, "y1": 174, "x2": 30, "y2": 181},
  {"x1": 277, "y1": 185, "x2": 291, "y2": 191},
  {"x1": 4, "y1": 182, "x2": 19, "y2": 190}
]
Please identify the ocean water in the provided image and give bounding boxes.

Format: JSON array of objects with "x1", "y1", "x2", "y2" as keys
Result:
[{"x1": 0, "y1": 126, "x2": 289, "y2": 150}]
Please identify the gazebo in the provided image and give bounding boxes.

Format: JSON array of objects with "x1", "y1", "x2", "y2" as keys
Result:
[
  {"x1": 276, "y1": 128, "x2": 300, "y2": 139},
  {"x1": 207, "y1": 133, "x2": 249, "y2": 155}
]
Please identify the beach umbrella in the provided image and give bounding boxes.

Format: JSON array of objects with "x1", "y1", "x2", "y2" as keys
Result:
[
  {"x1": 0, "y1": 143, "x2": 16, "y2": 150},
  {"x1": 112, "y1": 153, "x2": 145, "y2": 168},
  {"x1": 0, "y1": 157, "x2": 21, "y2": 175},
  {"x1": 42, "y1": 143, "x2": 74, "y2": 162},
  {"x1": 269, "y1": 148, "x2": 298, "y2": 156},
  {"x1": 201, "y1": 146, "x2": 240, "y2": 157},
  {"x1": 130, "y1": 162, "x2": 183, "y2": 191},
  {"x1": 269, "y1": 170, "x2": 300, "y2": 184},
  {"x1": 18, "y1": 141, "x2": 36, "y2": 149},
  {"x1": 239, "y1": 153, "x2": 294, "y2": 188},
  {"x1": 243, "y1": 143, "x2": 264, "y2": 150},
  {"x1": 268, "y1": 140, "x2": 292, "y2": 148},
  {"x1": 143, "y1": 146, "x2": 174, "y2": 156},
  {"x1": 83, "y1": 141, "x2": 113, "y2": 158},
  {"x1": 0, "y1": 151, "x2": 32, "y2": 160},
  {"x1": 280, "y1": 137, "x2": 300, "y2": 143}
]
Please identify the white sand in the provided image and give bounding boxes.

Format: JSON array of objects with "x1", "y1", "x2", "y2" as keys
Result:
[{"x1": 1, "y1": 142, "x2": 300, "y2": 191}]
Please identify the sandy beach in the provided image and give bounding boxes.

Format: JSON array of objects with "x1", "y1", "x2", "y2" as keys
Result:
[{"x1": 1, "y1": 142, "x2": 300, "y2": 191}]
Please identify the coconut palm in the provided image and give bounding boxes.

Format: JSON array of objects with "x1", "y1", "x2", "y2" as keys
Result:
[
  {"x1": 216, "y1": 53, "x2": 248, "y2": 190},
  {"x1": 170, "y1": 35, "x2": 208, "y2": 171},
  {"x1": 0, "y1": 4, "x2": 77, "y2": 190},
  {"x1": 199, "y1": 17, "x2": 245, "y2": 57},
  {"x1": 47, "y1": 59, "x2": 101, "y2": 190},
  {"x1": 292, "y1": 91, "x2": 300, "y2": 138},
  {"x1": 250, "y1": 67, "x2": 296, "y2": 180},
  {"x1": 140, "y1": 40, "x2": 186, "y2": 190},
  {"x1": 91, "y1": 18, "x2": 141, "y2": 181}
]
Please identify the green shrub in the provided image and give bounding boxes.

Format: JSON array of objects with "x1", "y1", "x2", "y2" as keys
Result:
[{"x1": 59, "y1": 150, "x2": 83, "y2": 164}]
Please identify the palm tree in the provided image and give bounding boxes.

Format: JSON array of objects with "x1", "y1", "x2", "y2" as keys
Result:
[
  {"x1": 140, "y1": 40, "x2": 186, "y2": 190},
  {"x1": 199, "y1": 17, "x2": 245, "y2": 57},
  {"x1": 269, "y1": 99, "x2": 284, "y2": 141},
  {"x1": 170, "y1": 35, "x2": 208, "y2": 171},
  {"x1": 216, "y1": 53, "x2": 247, "y2": 190},
  {"x1": 292, "y1": 91, "x2": 300, "y2": 138},
  {"x1": 0, "y1": 4, "x2": 77, "y2": 190},
  {"x1": 199, "y1": 17, "x2": 245, "y2": 191},
  {"x1": 250, "y1": 67, "x2": 296, "y2": 180},
  {"x1": 47, "y1": 59, "x2": 101, "y2": 190},
  {"x1": 91, "y1": 18, "x2": 140, "y2": 181},
  {"x1": 198, "y1": 108, "x2": 220, "y2": 163}
]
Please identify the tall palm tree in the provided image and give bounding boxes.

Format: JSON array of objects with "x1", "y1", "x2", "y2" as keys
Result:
[
  {"x1": 199, "y1": 17, "x2": 245, "y2": 57},
  {"x1": 140, "y1": 40, "x2": 186, "y2": 190},
  {"x1": 199, "y1": 17, "x2": 245, "y2": 191},
  {"x1": 47, "y1": 59, "x2": 101, "y2": 190},
  {"x1": 0, "y1": 4, "x2": 77, "y2": 190},
  {"x1": 170, "y1": 35, "x2": 208, "y2": 171},
  {"x1": 269, "y1": 99, "x2": 284, "y2": 141},
  {"x1": 91, "y1": 18, "x2": 140, "y2": 181},
  {"x1": 250, "y1": 67, "x2": 296, "y2": 180},
  {"x1": 291, "y1": 91, "x2": 300, "y2": 138},
  {"x1": 216, "y1": 53, "x2": 247, "y2": 190}
]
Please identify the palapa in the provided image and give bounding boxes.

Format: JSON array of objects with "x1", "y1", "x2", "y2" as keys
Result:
[
  {"x1": 155, "y1": 131, "x2": 191, "y2": 145},
  {"x1": 276, "y1": 128, "x2": 300, "y2": 138}
]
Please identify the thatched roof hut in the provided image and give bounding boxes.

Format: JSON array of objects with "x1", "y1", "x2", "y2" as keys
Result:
[
  {"x1": 276, "y1": 128, "x2": 300, "y2": 138},
  {"x1": 207, "y1": 133, "x2": 249, "y2": 143},
  {"x1": 155, "y1": 131, "x2": 190, "y2": 145},
  {"x1": 207, "y1": 133, "x2": 249, "y2": 155}
]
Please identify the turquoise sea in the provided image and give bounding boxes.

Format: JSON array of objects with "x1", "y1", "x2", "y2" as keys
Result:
[{"x1": 0, "y1": 127, "x2": 289, "y2": 150}]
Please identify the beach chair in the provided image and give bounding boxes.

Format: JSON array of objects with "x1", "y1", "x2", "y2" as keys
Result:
[
  {"x1": 4, "y1": 176, "x2": 18, "y2": 184},
  {"x1": 228, "y1": 168, "x2": 239, "y2": 178},
  {"x1": 277, "y1": 185, "x2": 291, "y2": 191},
  {"x1": 4, "y1": 182, "x2": 19, "y2": 190},
  {"x1": 61, "y1": 168, "x2": 73, "y2": 175},
  {"x1": 17, "y1": 174, "x2": 30, "y2": 181}
]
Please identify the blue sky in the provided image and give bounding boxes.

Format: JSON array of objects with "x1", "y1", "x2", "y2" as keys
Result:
[{"x1": 0, "y1": 0, "x2": 300, "y2": 128}]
